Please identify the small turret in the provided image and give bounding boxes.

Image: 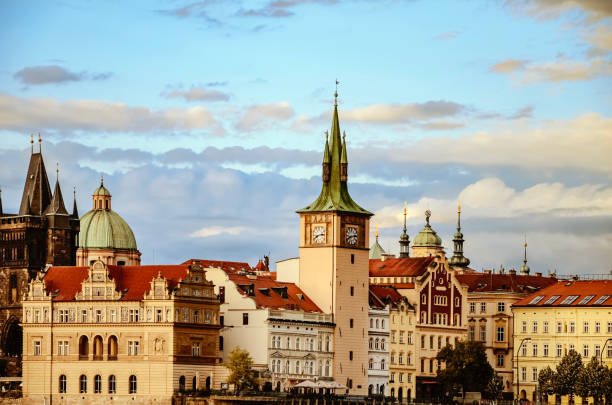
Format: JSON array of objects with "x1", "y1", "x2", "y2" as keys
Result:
[
  {"x1": 340, "y1": 131, "x2": 348, "y2": 182},
  {"x1": 449, "y1": 201, "x2": 470, "y2": 268},
  {"x1": 44, "y1": 165, "x2": 69, "y2": 216},
  {"x1": 322, "y1": 131, "x2": 330, "y2": 182},
  {"x1": 520, "y1": 236, "x2": 530, "y2": 275},
  {"x1": 399, "y1": 201, "x2": 410, "y2": 258},
  {"x1": 93, "y1": 176, "x2": 112, "y2": 211},
  {"x1": 369, "y1": 225, "x2": 386, "y2": 259},
  {"x1": 72, "y1": 187, "x2": 79, "y2": 219}
]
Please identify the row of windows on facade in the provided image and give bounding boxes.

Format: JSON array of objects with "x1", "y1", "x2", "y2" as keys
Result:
[
  {"x1": 422, "y1": 294, "x2": 460, "y2": 308},
  {"x1": 368, "y1": 337, "x2": 387, "y2": 351},
  {"x1": 57, "y1": 374, "x2": 136, "y2": 394},
  {"x1": 390, "y1": 352, "x2": 412, "y2": 365},
  {"x1": 271, "y1": 335, "x2": 332, "y2": 351},
  {"x1": 368, "y1": 357, "x2": 387, "y2": 370},
  {"x1": 519, "y1": 342, "x2": 612, "y2": 359},
  {"x1": 420, "y1": 312, "x2": 459, "y2": 326},
  {"x1": 390, "y1": 331, "x2": 413, "y2": 344},
  {"x1": 34, "y1": 335, "x2": 208, "y2": 358},
  {"x1": 469, "y1": 301, "x2": 506, "y2": 313},
  {"x1": 2, "y1": 246, "x2": 26, "y2": 261},
  {"x1": 468, "y1": 325, "x2": 506, "y2": 342},
  {"x1": 389, "y1": 372, "x2": 412, "y2": 383},
  {"x1": 369, "y1": 318, "x2": 386, "y2": 329},
  {"x1": 270, "y1": 359, "x2": 330, "y2": 376},
  {"x1": 30, "y1": 307, "x2": 216, "y2": 324},
  {"x1": 419, "y1": 335, "x2": 459, "y2": 350},
  {"x1": 520, "y1": 320, "x2": 612, "y2": 334}
]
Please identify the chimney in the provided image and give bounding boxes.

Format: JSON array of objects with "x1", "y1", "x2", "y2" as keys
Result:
[
  {"x1": 535, "y1": 272, "x2": 542, "y2": 277},
  {"x1": 509, "y1": 269, "x2": 517, "y2": 275},
  {"x1": 484, "y1": 269, "x2": 492, "y2": 275}
]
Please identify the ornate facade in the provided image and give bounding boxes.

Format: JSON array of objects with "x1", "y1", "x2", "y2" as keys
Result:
[
  {"x1": 0, "y1": 145, "x2": 78, "y2": 374},
  {"x1": 21, "y1": 259, "x2": 222, "y2": 404}
]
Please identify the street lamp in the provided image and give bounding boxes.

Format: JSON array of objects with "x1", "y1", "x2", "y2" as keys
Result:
[
  {"x1": 516, "y1": 337, "x2": 532, "y2": 402},
  {"x1": 601, "y1": 338, "x2": 612, "y2": 364}
]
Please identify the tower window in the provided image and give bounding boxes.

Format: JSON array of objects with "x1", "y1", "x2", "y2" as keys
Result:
[
  {"x1": 350, "y1": 286, "x2": 354, "y2": 296},
  {"x1": 243, "y1": 313, "x2": 249, "y2": 325},
  {"x1": 349, "y1": 351, "x2": 353, "y2": 360},
  {"x1": 350, "y1": 319, "x2": 354, "y2": 328},
  {"x1": 351, "y1": 254, "x2": 354, "y2": 264}
]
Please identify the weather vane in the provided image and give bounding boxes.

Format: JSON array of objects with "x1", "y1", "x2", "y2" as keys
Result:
[{"x1": 425, "y1": 209, "x2": 431, "y2": 224}]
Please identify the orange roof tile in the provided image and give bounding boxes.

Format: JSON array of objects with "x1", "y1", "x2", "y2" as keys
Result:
[
  {"x1": 513, "y1": 280, "x2": 612, "y2": 307},
  {"x1": 182, "y1": 258, "x2": 252, "y2": 273},
  {"x1": 456, "y1": 272, "x2": 557, "y2": 293},
  {"x1": 226, "y1": 272, "x2": 321, "y2": 312},
  {"x1": 369, "y1": 257, "x2": 434, "y2": 277},
  {"x1": 369, "y1": 285, "x2": 404, "y2": 305}
]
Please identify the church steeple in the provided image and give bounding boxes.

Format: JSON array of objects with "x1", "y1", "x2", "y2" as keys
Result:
[
  {"x1": 449, "y1": 201, "x2": 470, "y2": 268},
  {"x1": 520, "y1": 235, "x2": 530, "y2": 275},
  {"x1": 19, "y1": 136, "x2": 52, "y2": 216},
  {"x1": 399, "y1": 201, "x2": 410, "y2": 258},
  {"x1": 296, "y1": 88, "x2": 372, "y2": 215}
]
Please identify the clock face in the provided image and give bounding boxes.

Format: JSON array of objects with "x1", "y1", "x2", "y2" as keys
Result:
[
  {"x1": 345, "y1": 226, "x2": 358, "y2": 245},
  {"x1": 313, "y1": 226, "x2": 326, "y2": 244}
]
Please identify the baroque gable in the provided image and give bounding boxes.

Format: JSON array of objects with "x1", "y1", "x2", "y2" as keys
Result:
[{"x1": 75, "y1": 260, "x2": 122, "y2": 301}]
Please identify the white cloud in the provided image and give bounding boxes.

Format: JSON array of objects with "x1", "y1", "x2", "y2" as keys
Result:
[
  {"x1": 504, "y1": 0, "x2": 612, "y2": 21},
  {"x1": 374, "y1": 177, "x2": 612, "y2": 228},
  {"x1": 0, "y1": 93, "x2": 222, "y2": 133},
  {"x1": 492, "y1": 57, "x2": 612, "y2": 83},
  {"x1": 162, "y1": 86, "x2": 230, "y2": 102},
  {"x1": 190, "y1": 226, "x2": 248, "y2": 238},
  {"x1": 235, "y1": 101, "x2": 294, "y2": 131},
  {"x1": 341, "y1": 101, "x2": 465, "y2": 123}
]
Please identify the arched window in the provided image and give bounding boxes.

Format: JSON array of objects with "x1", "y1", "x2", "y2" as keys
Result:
[
  {"x1": 79, "y1": 375, "x2": 87, "y2": 393},
  {"x1": 325, "y1": 335, "x2": 330, "y2": 352},
  {"x1": 369, "y1": 358, "x2": 373, "y2": 369},
  {"x1": 285, "y1": 359, "x2": 290, "y2": 373},
  {"x1": 381, "y1": 338, "x2": 386, "y2": 350},
  {"x1": 192, "y1": 376, "x2": 196, "y2": 391},
  {"x1": 376, "y1": 319, "x2": 380, "y2": 328},
  {"x1": 295, "y1": 337, "x2": 300, "y2": 350},
  {"x1": 179, "y1": 376, "x2": 185, "y2": 392},
  {"x1": 309, "y1": 338, "x2": 314, "y2": 351},
  {"x1": 130, "y1": 375, "x2": 137, "y2": 394},
  {"x1": 59, "y1": 375, "x2": 67, "y2": 393},
  {"x1": 94, "y1": 375, "x2": 102, "y2": 393},
  {"x1": 407, "y1": 352, "x2": 411, "y2": 365},
  {"x1": 399, "y1": 353, "x2": 404, "y2": 364},
  {"x1": 375, "y1": 338, "x2": 379, "y2": 349},
  {"x1": 93, "y1": 335, "x2": 103, "y2": 360},
  {"x1": 108, "y1": 335, "x2": 118, "y2": 360},
  {"x1": 381, "y1": 319, "x2": 385, "y2": 329},
  {"x1": 286, "y1": 336, "x2": 290, "y2": 349},
  {"x1": 369, "y1": 338, "x2": 373, "y2": 349},
  {"x1": 370, "y1": 319, "x2": 373, "y2": 328},
  {"x1": 296, "y1": 361, "x2": 301, "y2": 374},
  {"x1": 109, "y1": 375, "x2": 116, "y2": 394},
  {"x1": 324, "y1": 360, "x2": 330, "y2": 377},
  {"x1": 381, "y1": 358, "x2": 386, "y2": 370},
  {"x1": 79, "y1": 336, "x2": 89, "y2": 359}
]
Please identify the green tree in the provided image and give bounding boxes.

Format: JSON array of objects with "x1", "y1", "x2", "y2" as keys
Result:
[
  {"x1": 575, "y1": 357, "x2": 609, "y2": 405},
  {"x1": 538, "y1": 366, "x2": 556, "y2": 397},
  {"x1": 224, "y1": 347, "x2": 259, "y2": 393},
  {"x1": 485, "y1": 371, "x2": 504, "y2": 401},
  {"x1": 436, "y1": 340, "x2": 493, "y2": 400},
  {"x1": 553, "y1": 349, "x2": 584, "y2": 400}
]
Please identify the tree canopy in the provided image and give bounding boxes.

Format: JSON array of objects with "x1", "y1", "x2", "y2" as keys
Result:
[
  {"x1": 576, "y1": 357, "x2": 610, "y2": 405},
  {"x1": 554, "y1": 350, "x2": 584, "y2": 397},
  {"x1": 225, "y1": 347, "x2": 259, "y2": 393},
  {"x1": 436, "y1": 340, "x2": 493, "y2": 397}
]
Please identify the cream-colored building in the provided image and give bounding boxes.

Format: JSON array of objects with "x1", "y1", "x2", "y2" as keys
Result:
[
  {"x1": 368, "y1": 287, "x2": 392, "y2": 396},
  {"x1": 456, "y1": 269, "x2": 557, "y2": 397},
  {"x1": 293, "y1": 92, "x2": 372, "y2": 394},
  {"x1": 204, "y1": 263, "x2": 334, "y2": 391},
  {"x1": 22, "y1": 259, "x2": 222, "y2": 404},
  {"x1": 512, "y1": 280, "x2": 612, "y2": 403}
]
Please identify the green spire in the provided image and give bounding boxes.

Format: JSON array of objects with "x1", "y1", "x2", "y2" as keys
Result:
[
  {"x1": 370, "y1": 225, "x2": 386, "y2": 259},
  {"x1": 449, "y1": 201, "x2": 470, "y2": 268},
  {"x1": 399, "y1": 202, "x2": 410, "y2": 258},
  {"x1": 323, "y1": 131, "x2": 330, "y2": 163},
  {"x1": 297, "y1": 88, "x2": 372, "y2": 216},
  {"x1": 520, "y1": 235, "x2": 530, "y2": 275},
  {"x1": 341, "y1": 131, "x2": 347, "y2": 164}
]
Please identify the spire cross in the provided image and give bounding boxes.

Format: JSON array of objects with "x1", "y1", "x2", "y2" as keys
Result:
[
  {"x1": 38, "y1": 133, "x2": 42, "y2": 153},
  {"x1": 334, "y1": 79, "x2": 339, "y2": 106},
  {"x1": 56, "y1": 162, "x2": 59, "y2": 180},
  {"x1": 403, "y1": 201, "x2": 407, "y2": 231},
  {"x1": 100, "y1": 174, "x2": 104, "y2": 186},
  {"x1": 30, "y1": 133, "x2": 34, "y2": 153},
  {"x1": 523, "y1": 235, "x2": 528, "y2": 265},
  {"x1": 457, "y1": 200, "x2": 462, "y2": 230}
]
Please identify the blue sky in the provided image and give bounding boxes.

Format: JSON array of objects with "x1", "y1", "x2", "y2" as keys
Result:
[{"x1": 1, "y1": 0, "x2": 611, "y2": 274}]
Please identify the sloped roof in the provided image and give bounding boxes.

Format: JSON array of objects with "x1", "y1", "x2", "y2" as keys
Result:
[
  {"x1": 43, "y1": 264, "x2": 190, "y2": 301},
  {"x1": 369, "y1": 256, "x2": 435, "y2": 277},
  {"x1": 370, "y1": 285, "x2": 404, "y2": 305},
  {"x1": 456, "y1": 272, "x2": 557, "y2": 293},
  {"x1": 369, "y1": 237, "x2": 386, "y2": 259},
  {"x1": 226, "y1": 272, "x2": 321, "y2": 312},
  {"x1": 182, "y1": 258, "x2": 252, "y2": 273},
  {"x1": 19, "y1": 153, "x2": 52, "y2": 216},
  {"x1": 514, "y1": 280, "x2": 612, "y2": 307}
]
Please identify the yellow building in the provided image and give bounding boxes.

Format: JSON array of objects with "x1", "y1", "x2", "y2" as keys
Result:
[
  {"x1": 22, "y1": 259, "x2": 222, "y2": 404},
  {"x1": 512, "y1": 280, "x2": 612, "y2": 403},
  {"x1": 295, "y1": 91, "x2": 372, "y2": 394},
  {"x1": 456, "y1": 269, "x2": 557, "y2": 397}
]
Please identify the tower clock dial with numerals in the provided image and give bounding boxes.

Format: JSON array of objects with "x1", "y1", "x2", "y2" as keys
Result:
[
  {"x1": 345, "y1": 226, "x2": 358, "y2": 245},
  {"x1": 313, "y1": 225, "x2": 326, "y2": 244}
]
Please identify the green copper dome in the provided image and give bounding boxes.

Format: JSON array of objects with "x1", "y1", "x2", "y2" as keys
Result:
[
  {"x1": 93, "y1": 184, "x2": 111, "y2": 196},
  {"x1": 79, "y1": 209, "x2": 137, "y2": 250},
  {"x1": 369, "y1": 237, "x2": 386, "y2": 259},
  {"x1": 413, "y1": 211, "x2": 442, "y2": 247}
]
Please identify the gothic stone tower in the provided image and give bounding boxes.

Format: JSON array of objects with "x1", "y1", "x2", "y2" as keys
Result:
[
  {"x1": 0, "y1": 143, "x2": 79, "y2": 369},
  {"x1": 296, "y1": 91, "x2": 372, "y2": 394}
]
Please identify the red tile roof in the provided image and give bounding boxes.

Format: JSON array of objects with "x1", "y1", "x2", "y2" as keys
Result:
[
  {"x1": 369, "y1": 285, "x2": 404, "y2": 306},
  {"x1": 369, "y1": 257, "x2": 434, "y2": 277},
  {"x1": 456, "y1": 272, "x2": 557, "y2": 293},
  {"x1": 226, "y1": 272, "x2": 321, "y2": 312},
  {"x1": 513, "y1": 280, "x2": 612, "y2": 307},
  {"x1": 44, "y1": 264, "x2": 190, "y2": 301},
  {"x1": 182, "y1": 258, "x2": 252, "y2": 273}
]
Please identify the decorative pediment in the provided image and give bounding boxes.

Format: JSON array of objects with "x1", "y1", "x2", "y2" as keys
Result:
[
  {"x1": 144, "y1": 272, "x2": 170, "y2": 300},
  {"x1": 25, "y1": 272, "x2": 51, "y2": 301},
  {"x1": 76, "y1": 259, "x2": 122, "y2": 301},
  {"x1": 270, "y1": 351, "x2": 286, "y2": 358},
  {"x1": 302, "y1": 353, "x2": 316, "y2": 360},
  {"x1": 174, "y1": 263, "x2": 216, "y2": 298}
]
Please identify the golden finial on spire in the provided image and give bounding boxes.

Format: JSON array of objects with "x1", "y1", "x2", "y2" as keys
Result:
[
  {"x1": 524, "y1": 234, "x2": 527, "y2": 248},
  {"x1": 458, "y1": 200, "x2": 461, "y2": 213},
  {"x1": 404, "y1": 201, "x2": 407, "y2": 216},
  {"x1": 334, "y1": 79, "x2": 339, "y2": 106},
  {"x1": 325, "y1": 130, "x2": 328, "y2": 141},
  {"x1": 342, "y1": 130, "x2": 346, "y2": 140},
  {"x1": 100, "y1": 174, "x2": 104, "y2": 186},
  {"x1": 38, "y1": 133, "x2": 42, "y2": 152},
  {"x1": 30, "y1": 133, "x2": 34, "y2": 153},
  {"x1": 376, "y1": 224, "x2": 379, "y2": 238}
]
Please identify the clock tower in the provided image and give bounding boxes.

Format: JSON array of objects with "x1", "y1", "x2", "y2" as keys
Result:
[{"x1": 296, "y1": 90, "x2": 372, "y2": 394}]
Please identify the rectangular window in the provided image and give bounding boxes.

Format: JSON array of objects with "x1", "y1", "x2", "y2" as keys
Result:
[
  {"x1": 469, "y1": 325, "x2": 475, "y2": 341},
  {"x1": 192, "y1": 343, "x2": 200, "y2": 357},
  {"x1": 543, "y1": 321, "x2": 549, "y2": 333},
  {"x1": 560, "y1": 295, "x2": 579, "y2": 305},
  {"x1": 219, "y1": 336, "x2": 224, "y2": 351},
  {"x1": 399, "y1": 331, "x2": 404, "y2": 343},
  {"x1": 421, "y1": 359, "x2": 425, "y2": 372},
  {"x1": 350, "y1": 254, "x2": 354, "y2": 264},
  {"x1": 569, "y1": 344, "x2": 575, "y2": 352},
  {"x1": 607, "y1": 346, "x2": 612, "y2": 358},
  {"x1": 557, "y1": 322, "x2": 562, "y2": 333},
  {"x1": 521, "y1": 344, "x2": 527, "y2": 357},
  {"x1": 521, "y1": 367, "x2": 527, "y2": 382},
  {"x1": 349, "y1": 351, "x2": 353, "y2": 360},
  {"x1": 34, "y1": 340, "x2": 41, "y2": 356},
  {"x1": 243, "y1": 312, "x2": 249, "y2": 325},
  {"x1": 129, "y1": 309, "x2": 139, "y2": 323},
  {"x1": 544, "y1": 295, "x2": 560, "y2": 305},
  {"x1": 34, "y1": 310, "x2": 40, "y2": 323},
  {"x1": 595, "y1": 321, "x2": 600, "y2": 333},
  {"x1": 59, "y1": 309, "x2": 69, "y2": 323},
  {"x1": 391, "y1": 331, "x2": 396, "y2": 343},
  {"x1": 497, "y1": 302, "x2": 505, "y2": 312},
  {"x1": 532, "y1": 321, "x2": 538, "y2": 333},
  {"x1": 469, "y1": 302, "x2": 475, "y2": 313},
  {"x1": 350, "y1": 286, "x2": 354, "y2": 296},
  {"x1": 349, "y1": 319, "x2": 353, "y2": 328},
  {"x1": 496, "y1": 327, "x2": 504, "y2": 342},
  {"x1": 82, "y1": 309, "x2": 88, "y2": 323},
  {"x1": 496, "y1": 354, "x2": 504, "y2": 367},
  {"x1": 557, "y1": 344, "x2": 562, "y2": 357},
  {"x1": 390, "y1": 373, "x2": 395, "y2": 382},
  {"x1": 420, "y1": 335, "x2": 425, "y2": 348},
  {"x1": 57, "y1": 340, "x2": 69, "y2": 356},
  {"x1": 578, "y1": 295, "x2": 595, "y2": 305},
  {"x1": 543, "y1": 344, "x2": 549, "y2": 357},
  {"x1": 128, "y1": 340, "x2": 140, "y2": 356},
  {"x1": 608, "y1": 322, "x2": 612, "y2": 333},
  {"x1": 399, "y1": 373, "x2": 403, "y2": 383},
  {"x1": 480, "y1": 302, "x2": 486, "y2": 313},
  {"x1": 570, "y1": 321, "x2": 575, "y2": 333},
  {"x1": 532, "y1": 344, "x2": 538, "y2": 357},
  {"x1": 156, "y1": 309, "x2": 163, "y2": 322},
  {"x1": 193, "y1": 310, "x2": 199, "y2": 323},
  {"x1": 96, "y1": 309, "x2": 102, "y2": 323},
  {"x1": 480, "y1": 325, "x2": 486, "y2": 342},
  {"x1": 407, "y1": 333, "x2": 413, "y2": 344},
  {"x1": 583, "y1": 322, "x2": 589, "y2": 333},
  {"x1": 521, "y1": 321, "x2": 527, "y2": 333},
  {"x1": 532, "y1": 367, "x2": 538, "y2": 382},
  {"x1": 595, "y1": 345, "x2": 601, "y2": 358},
  {"x1": 528, "y1": 295, "x2": 544, "y2": 305},
  {"x1": 583, "y1": 345, "x2": 589, "y2": 357}
]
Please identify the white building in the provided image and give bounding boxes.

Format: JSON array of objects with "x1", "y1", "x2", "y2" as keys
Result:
[
  {"x1": 368, "y1": 288, "x2": 390, "y2": 396},
  {"x1": 203, "y1": 261, "x2": 334, "y2": 391}
]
